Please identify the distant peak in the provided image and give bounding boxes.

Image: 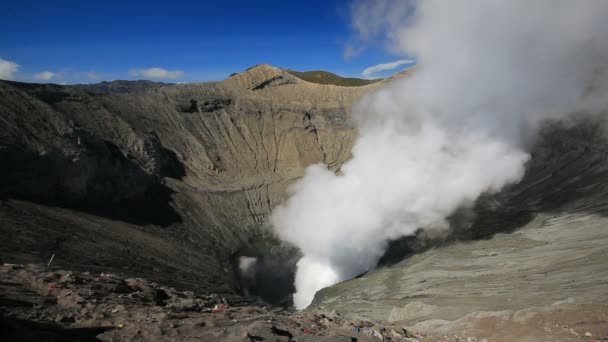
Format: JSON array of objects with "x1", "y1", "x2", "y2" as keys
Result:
[
  {"x1": 223, "y1": 64, "x2": 294, "y2": 89},
  {"x1": 244, "y1": 63, "x2": 278, "y2": 71},
  {"x1": 225, "y1": 64, "x2": 386, "y2": 88}
]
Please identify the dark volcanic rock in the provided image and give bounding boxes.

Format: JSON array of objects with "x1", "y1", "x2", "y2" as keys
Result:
[
  {"x1": 74, "y1": 80, "x2": 169, "y2": 94},
  {"x1": 1, "y1": 264, "x2": 406, "y2": 342}
]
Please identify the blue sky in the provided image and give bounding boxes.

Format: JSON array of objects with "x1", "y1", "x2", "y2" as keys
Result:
[{"x1": 0, "y1": 0, "x2": 415, "y2": 84}]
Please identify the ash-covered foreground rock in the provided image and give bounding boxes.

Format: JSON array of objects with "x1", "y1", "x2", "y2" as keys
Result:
[{"x1": 0, "y1": 263, "x2": 428, "y2": 341}]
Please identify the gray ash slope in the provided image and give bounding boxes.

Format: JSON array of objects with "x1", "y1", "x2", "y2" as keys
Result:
[{"x1": 1, "y1": 63, "x2": 608, "y2": 327}]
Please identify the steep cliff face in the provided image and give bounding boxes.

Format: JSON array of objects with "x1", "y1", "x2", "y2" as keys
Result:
[{"x1": 0, "y1": 65, "x2": 377, "y2": 300}]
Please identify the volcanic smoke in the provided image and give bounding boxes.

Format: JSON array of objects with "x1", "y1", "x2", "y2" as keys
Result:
[{"x1": 271, "y1": 0, "x2": 608, "y2": 309}]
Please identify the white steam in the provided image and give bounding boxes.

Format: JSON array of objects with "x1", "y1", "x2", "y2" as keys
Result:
[{"x1": 271, "y1": 0, "x2": 608, "y2": 309}]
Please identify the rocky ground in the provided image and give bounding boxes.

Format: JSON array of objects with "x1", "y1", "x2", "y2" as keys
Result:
[
  {"x1": 0, "y1": 263, "x2": 429, "y2": 341},
  {"x1": 2, "y1": 263, "x2": 607, "y2": 341}
]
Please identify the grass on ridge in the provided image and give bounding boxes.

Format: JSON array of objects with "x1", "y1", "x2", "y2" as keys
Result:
[{"x1": 285, "y1": 69, "x2": 382, "y2": 87}]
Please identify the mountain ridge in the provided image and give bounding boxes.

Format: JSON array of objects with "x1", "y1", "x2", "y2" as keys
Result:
[{"x1": 31, "y1": 64, "x2": 393, "y2": 92}]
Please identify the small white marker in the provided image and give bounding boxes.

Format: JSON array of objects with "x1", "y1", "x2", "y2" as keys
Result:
[{"x1": 47, "y1": 253, "x2": 55, "y2": 267}]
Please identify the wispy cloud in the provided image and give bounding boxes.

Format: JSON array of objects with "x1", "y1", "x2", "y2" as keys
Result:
[
  {"x1": 0, "y1": 58, "x2": 19, "y2": 80},
  {"x1": 33, "y1": 71, "x2": 58, "y2": 81},
  {"x1": 362, "y1": 59, "x2": 416, "y2": 78},
  {"x1": 129, "y1": 67, "x2": 184, "y2": 79},
  {"x1": 343, "y1": 0, "x2": 417, "y2": 58},
  {"x1": 343, "y1": 43, "x2": 364, "y2": 59},
  {"x1": 86, "y1": 71, "x2": 101, "y2": 80}
]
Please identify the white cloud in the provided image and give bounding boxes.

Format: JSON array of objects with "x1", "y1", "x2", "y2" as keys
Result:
[
  {"x1": 0, "y1": 58, "x2": 19, "y2": 80},
  {"x1": 33, "y1": 71, "x2": 57, "y2": 81},
  {"x1": 129, "y1": 67, "x2": 184, "y2": 79},
  {"x1": 86, "y1": 71, "x2": 101, "y2": 80},
  {"x1": 362, "y1": 59, "x2": 415, "y2": 78}
]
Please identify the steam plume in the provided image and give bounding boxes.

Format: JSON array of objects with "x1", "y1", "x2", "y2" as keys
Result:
[{"x1": 271, "y1": 0, "x2": 608, "y2": 309}]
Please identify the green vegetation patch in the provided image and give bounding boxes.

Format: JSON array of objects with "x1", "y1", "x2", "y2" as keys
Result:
[{"x1": 285, "y1": 69, "x2": 382, "y2": 87}]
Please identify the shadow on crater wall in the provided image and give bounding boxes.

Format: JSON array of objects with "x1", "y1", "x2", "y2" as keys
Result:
[{"x1": 0, "y1": 138, "x2": 184, "y2": 227}]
